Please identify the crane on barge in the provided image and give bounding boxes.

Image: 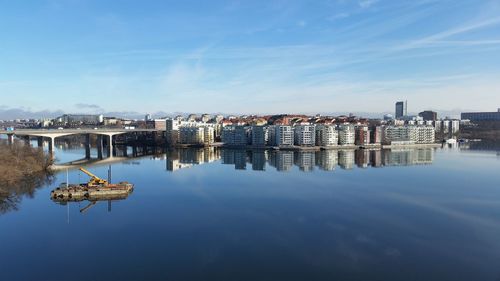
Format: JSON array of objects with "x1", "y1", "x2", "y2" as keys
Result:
[{"x1": 79, "y1": 167, "x2": 108, "y2": 187}]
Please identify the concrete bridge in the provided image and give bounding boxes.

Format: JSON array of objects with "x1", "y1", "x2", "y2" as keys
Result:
[{"x1": 0, "y1": 128, "x2": 161, "y2": 153}]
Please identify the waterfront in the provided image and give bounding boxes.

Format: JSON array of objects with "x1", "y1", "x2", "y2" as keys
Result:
[{"x1": 1, "y1": 142, "x2": 500, "y2": 281}]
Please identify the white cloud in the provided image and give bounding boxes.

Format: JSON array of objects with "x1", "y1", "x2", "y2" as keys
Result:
[
  {"x1": 297, "y1": 20, "x2": 307, "y2": 27},
  {"x1": 359, "y1": 0, "x2": 379, "y2": 9}
]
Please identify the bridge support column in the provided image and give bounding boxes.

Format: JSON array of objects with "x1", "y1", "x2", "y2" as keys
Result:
[
  {"x1": 85, "y1": 134, "x2": 91, "y2": 159},
  {"x1": 97, "y1": 135, "x2": 103, "y2": 160},
  {"x1": 37, "y1": 137, "x2": 44, "y2": 148},
  {"x1": 23, "y1": 136, "x2": 30, "y2": 144},
  {"x1": 132, "y1": 145, "x2": 137, "y2": 157},
  {"x1": 48, "y1": 137, "x2": 55, "y2": 154},
  {"x1": 7, "y1": 134, "x2": 14, "y2": 144},
  {"x1": 106, "y1": 134, "x2": 114, "y2": 158}
]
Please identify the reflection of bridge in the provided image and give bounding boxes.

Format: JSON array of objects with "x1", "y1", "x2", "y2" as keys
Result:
[
  {"x1": 0, "y1": 128, "x2": 161, "y2": 154},
  {"x1": 51, "y1": 145, "x2": 166, "y2": 171},
  {"x1": 51, "y1": 156, "x2": 130, "y2": 171}
]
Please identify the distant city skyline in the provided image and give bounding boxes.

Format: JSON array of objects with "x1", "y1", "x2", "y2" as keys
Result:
[{"x1": 1, "y1": 0, "x2": 499, "y2": 116}]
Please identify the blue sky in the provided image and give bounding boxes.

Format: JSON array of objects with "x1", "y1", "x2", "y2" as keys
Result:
[{"x1": 0, "y1": 0, "x2": 499, "y2": 117}]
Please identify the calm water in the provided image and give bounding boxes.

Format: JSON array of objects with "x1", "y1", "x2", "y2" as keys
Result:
[{"x1": 1, "y1": 141, "x2": 500, "y2": 281}]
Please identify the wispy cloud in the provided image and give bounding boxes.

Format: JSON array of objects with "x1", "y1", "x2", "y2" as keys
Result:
[
  {"x1": 359, "y1": 0, "x2": 379, "y2": 9},
  {"x1": 394, "y1": 16, "x2": 500, "y2": 50}
]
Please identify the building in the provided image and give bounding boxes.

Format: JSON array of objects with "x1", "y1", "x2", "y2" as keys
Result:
[
  {"x1": 395, "y1": 101, "x2": 407, "y2": 119},
  {"x1": 222, "y1": 125, "x2": 249, "y2": 146},
  {"x1": 383, "y1": 125, "x2": 435, "y2": 144},
  {"x1": 355, "y1": 126, "x2": 371, "y2": 145},
  {"x1": 251, "y1": 126, "x2": 268, "y2": 146},
  {"x1": 145, "y1": 114, "x2": 152, "y2": 121},
  {"x1": 383, "y1": 126, "x2": 414, "y2": 144},
  {"x1": 434, "y1": 120, "x2": 442, "y2": 133},
  {"x1": 294, "y1": 125, "x2": 316, "y2": 146},
  {"x1": 154, "y1": 119, "x2": 166, "y2": 130},
  {"x1": 201, "y1": 114, "x2": 212, "y2": 123},
  {"x1": 269, "y1": 125, "x2": 293, "y2": 146},
  {"x1": 415, "y1": 126, "x2": 435, "y2": 144},
  {"x1": 418, "y1": 110, "x2": 437, "y2": 121},
  {"x1": 179, "y1": 127, "x2": 204, "y2": 145},
  {"x1": 461, "y1": 109, "x2": 500, "y2": 121},
  {"x1": 338, "y1": 124, "x2": 355, "y2": 145},
  {"x1": 315, "y1": 125, "x2": 338, "y2": 147},
  {"x1": 55, "y1": 114, "x2": 104, "y2": 125},
  {"x1": 203, "y1": 126, "x2": 215, "y2": 145},
  {"x1": 370, "y1": 126, "x2": 382, "y2": 144}
]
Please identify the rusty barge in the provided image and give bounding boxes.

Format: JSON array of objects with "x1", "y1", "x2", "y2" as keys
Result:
[{"x1": 51, "y1": 167, "x2": 133, "y2": 202}]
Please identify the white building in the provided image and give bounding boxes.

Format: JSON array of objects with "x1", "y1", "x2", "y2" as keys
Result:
[
  {"x1": 315, "y1": 125, "x2": 338, "y2": 147},
  {"x1": 415, "y1": 126, "x2": 435, "y2": 144},
  {"x1": 383, "y1": 125, "x2": 435, "y2": 144},
  {"x1": 273, "y1": 125, "x2": 293, "y2": 146},
  {"x1": 294, "y1": 125, "x2": 316, "y2": 146},
  {"x1": 338, "y1": 124, "x2": 355, "y2": 145},
  {"x1": 179, "y1": 127, "x2": 204, "y2": 145}
]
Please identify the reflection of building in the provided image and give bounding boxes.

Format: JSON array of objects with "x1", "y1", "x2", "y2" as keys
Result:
[
  {"x1": 179, "y1": 148, "x2": 205, "y2": 164},
  {"x1": 338, "y1": 150, "x2": 355, "y2": 169},
  {"x1": 251, "y1": 150, "x2": 267, "y2": 171},
  {"x1": 166, "y1": 147, "x2": 435, "y2": 173},
  {"x1": 222, "y1": 149, "x2": 235, "y2": 164},
  {"x1": 270, "y1": 151, "x2": 294, "y2": 171},
  {"x1": 355, "y1": 149, "x2": 370, "y2": 168},
  {"x1": 370, "y1": 150, "x2": 382, "y2": 167},
  {"x1": 166, "y1": 159, "x2": 193, "y2": 171},
  {"x1": 295, "y1": 152, "x2": 315, "y2": 172},
  {"x1": 383, "y1": 148, "x2": 434, "y2": 166},
  {"x1": 234, "y1": 150, "x2": 247, "y2": 170},
  {"x1": 316, "y1": 150, "x2": 337, "y2": 171}
]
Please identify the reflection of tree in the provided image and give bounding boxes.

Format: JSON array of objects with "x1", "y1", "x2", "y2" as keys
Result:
[{"x1": 0, "y1": 141, "x2": 54, "y2": 215}]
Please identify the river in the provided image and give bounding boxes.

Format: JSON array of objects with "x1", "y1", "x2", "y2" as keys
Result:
[{"x1": 1, "y1": 140, "x2": 500, "y2": 281}]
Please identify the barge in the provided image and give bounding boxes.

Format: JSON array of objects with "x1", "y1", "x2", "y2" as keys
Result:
[{"x1": 51, "y1": 167, "x2": 133, "y2": 202}]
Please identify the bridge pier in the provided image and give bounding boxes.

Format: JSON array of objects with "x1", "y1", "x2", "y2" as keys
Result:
[
  {"x1": 7, "y1": 134, "x2": 14, "y2": 144},
  {"x1": 48, "y1": 137, "x2": 55, "y2": 154},
  {"x1": 23, "y1": 135, "x2": 30, "y2": 144},
  {"x1": 37, "y1": 137, "x2": 44, "y2": 148},
  {"x1": 85, "y1": 134, "x2": 91, "y2": 159},
  {"x1": 107, "y1": 135, "x2": 114, "y2": 158},
  {"x1": 97, "y1": 135, "x2": 104, "y2": 160}
]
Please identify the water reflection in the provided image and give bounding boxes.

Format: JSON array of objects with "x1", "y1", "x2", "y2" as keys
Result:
[{"x1": 166, "y1": 148, "x2": 435, "y2": 172}]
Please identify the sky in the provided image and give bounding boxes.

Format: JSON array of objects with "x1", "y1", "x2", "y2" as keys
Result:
[{"x1": 0, "y1": 0, "x2": 499, "y2": 118}]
